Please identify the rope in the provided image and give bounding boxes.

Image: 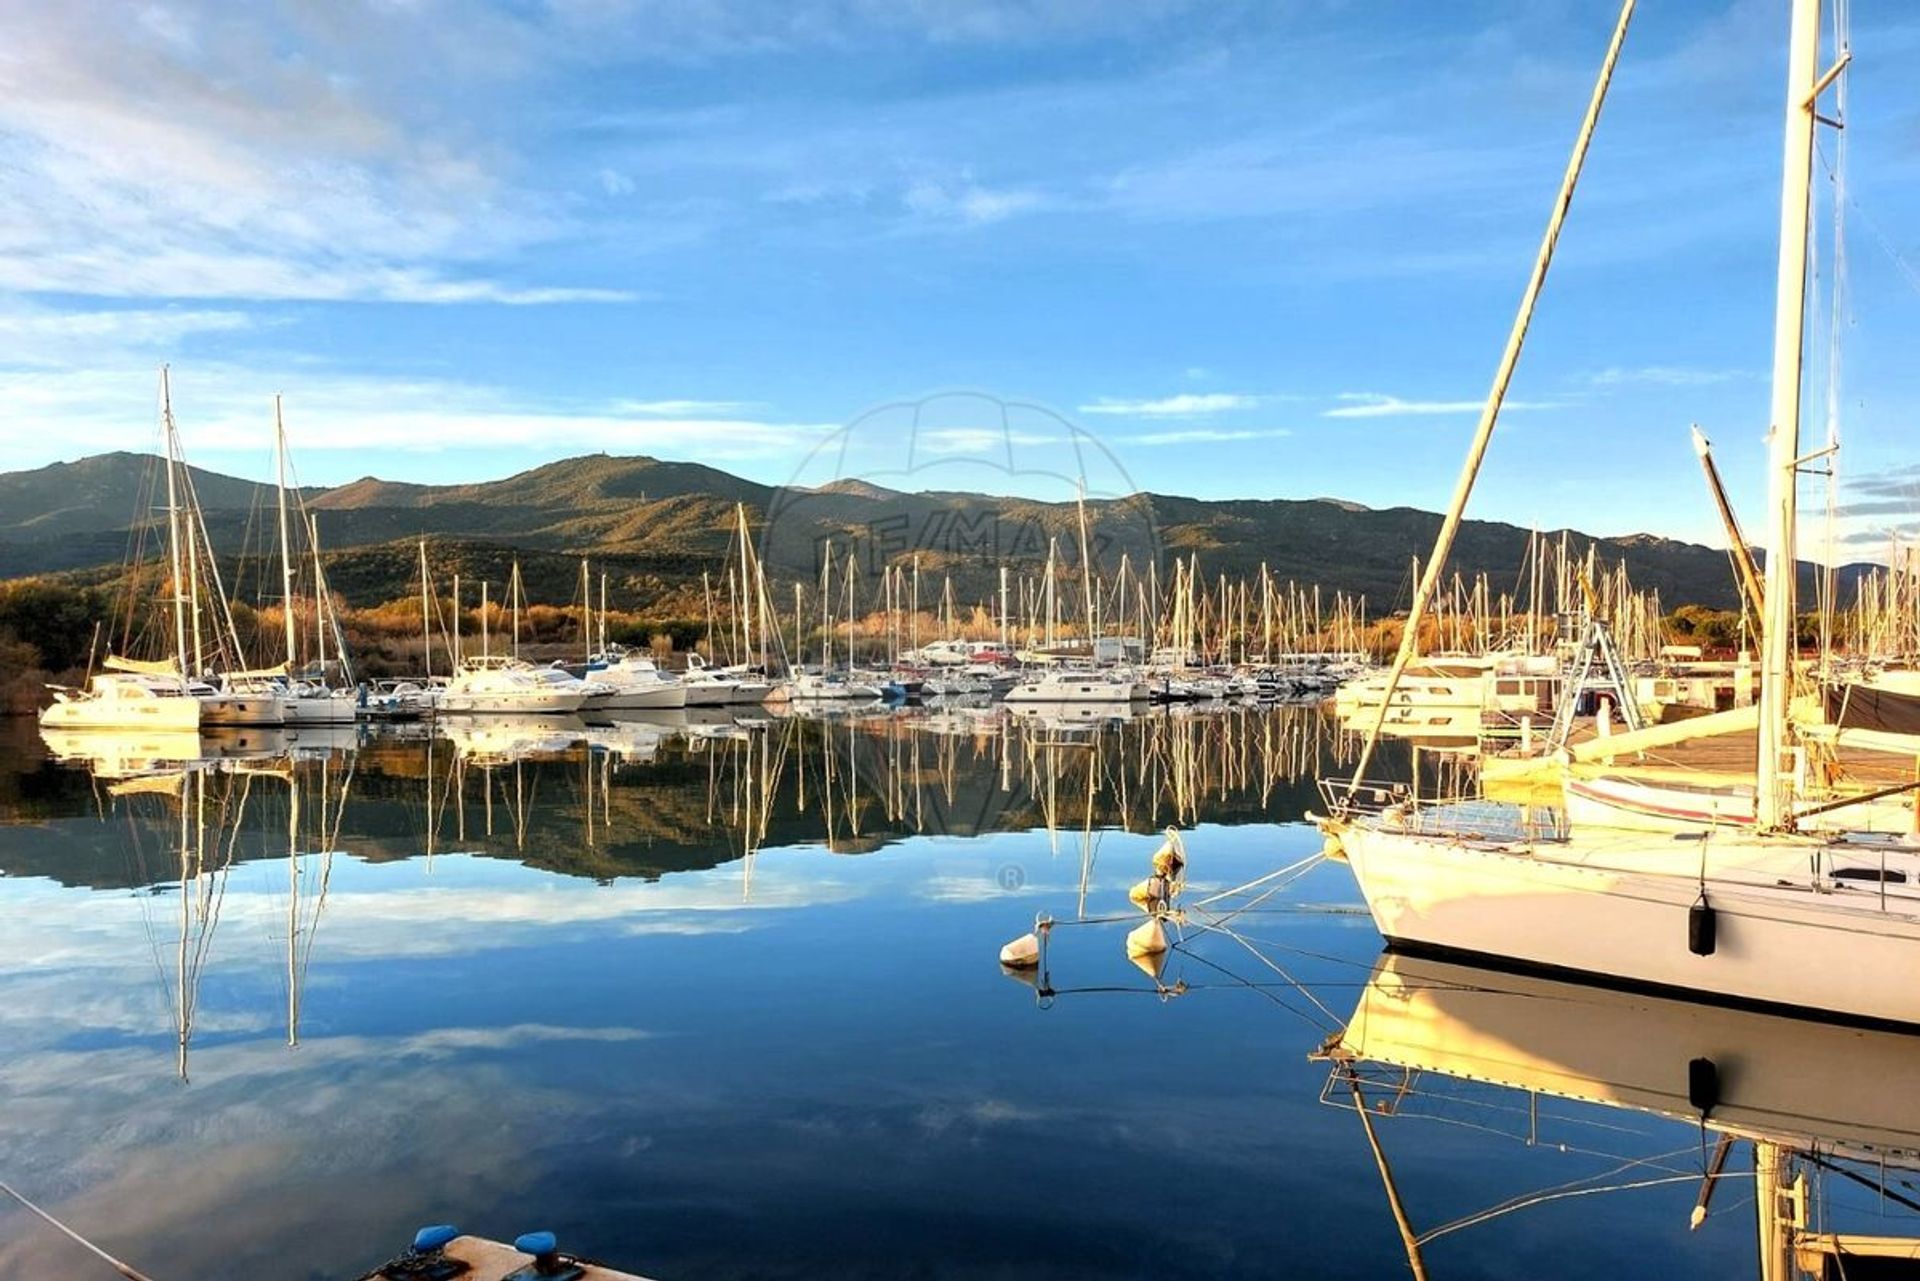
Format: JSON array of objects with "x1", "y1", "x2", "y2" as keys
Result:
[
  {"x1": 0, "y1": 1180, "x2": 160, "y2": 1281},
  {"x1": 1186, "y1": 850, "x2": 1325, "y2": 908},
  {"x1": 1416, "y1": 1169, "x2": 1740, "y2": 1246}
]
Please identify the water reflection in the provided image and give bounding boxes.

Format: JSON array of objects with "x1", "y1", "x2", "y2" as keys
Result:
[
  {"x1": 1317, "y1": 953, "x2": 1920, "y2": 1279},
  {"x1": 2, "y1": 705, "x2": 1854, "y2": 1279}
]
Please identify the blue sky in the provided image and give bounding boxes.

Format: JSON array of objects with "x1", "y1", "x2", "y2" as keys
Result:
[{"x1": 0, "y1": 0, "x2": 1916, "y2": 553}]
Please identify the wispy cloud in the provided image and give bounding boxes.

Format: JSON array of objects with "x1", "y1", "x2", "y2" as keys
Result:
[
  {"x1": 1079, "y1": 393, "x2": 1265, "y2": 418},
  {"x1": 0, "y1": 364, "x2": 833, "y2": 474},
  {"x1": 613, "y1": 398, "x2": 767, "y2": 416},
  {"x1": 0, "y1": 1, "x2": 631, "y2": 304},
  {"x1": 911, "y1": 427, "x2": 1059, "y2": 455},
  {"x1": 902, "y1": 175, "x2": 1047, "y2": 226},
  {"x1": 0, "y1": 304, "x2": 256, "y2": 366},
  {"x1": 1124, "y1": 427, "x2": 1292, "y2": 446},
  {"x1": 1322, "y1": 392, "x2": 1556, "y2": 419},
  {"x1": 1585, "y1": 366, "x2": 1760, "y2": 388}
]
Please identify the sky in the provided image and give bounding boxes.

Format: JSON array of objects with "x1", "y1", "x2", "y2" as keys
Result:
[{"x1": 0, "y1": 0, "x2": 1917, "y2": 554}]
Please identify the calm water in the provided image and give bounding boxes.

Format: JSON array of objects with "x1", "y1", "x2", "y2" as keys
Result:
[{"x1": 0, "y1": 705, "x2": 1888, "y2": 1278}]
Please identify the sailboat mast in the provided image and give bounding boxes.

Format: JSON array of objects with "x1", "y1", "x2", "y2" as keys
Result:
[
  {"x1": 1342, "y1": 0, "x2": 1635, "y2": 796},
  {"x1": 161, "y1": 371, "x2": 190, "y2": 678},
  {"x1": 310, "y1": 514, "x2": 327, "y2": 677},
  {"x1": 419, "y1": 540, "x2": 433, "y2": 681},
  {"x1": 1755, "y1": 0, "x2": 1826, "y2": 831},
  {"x1": 1076, "y1": 484, "x2": 1097, "y2": 644},
  {"x1": 274, "y1": 396, "x2": 298, "y2": 671}
]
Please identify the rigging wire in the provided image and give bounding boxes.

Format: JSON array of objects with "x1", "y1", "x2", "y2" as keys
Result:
[{"x1": 0, "y1": 1179, "x2": 161, "y2": 1281}]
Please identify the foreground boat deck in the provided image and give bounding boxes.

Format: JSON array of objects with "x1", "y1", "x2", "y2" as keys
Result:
[{"x1": 361, "y1": 1234, "x2": 657, "y2": 1280}]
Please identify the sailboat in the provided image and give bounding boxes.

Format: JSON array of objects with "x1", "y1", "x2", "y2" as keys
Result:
[
  {"x1": 1319, "y1": 0, "x2": 1920, "y2": 1027},
  {"x1": 789, "y1": 545, "x2": 882, "y2": 702},
  {"x1": 268, "y1": 398, "x2": 357, "y2": 724},
  {"x1": 42, "y1": 375, "x2": 207, "y2": 733}
]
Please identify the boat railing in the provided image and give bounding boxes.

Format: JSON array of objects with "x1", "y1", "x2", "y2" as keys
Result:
[{"x1": 1318, "y1": 776, "x2": 1569, "y2": 845}]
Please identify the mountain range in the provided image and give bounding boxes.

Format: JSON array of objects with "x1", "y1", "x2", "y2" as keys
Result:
[{"x1": 0, "y1": 450, "x2": 1866, "y2": 615}]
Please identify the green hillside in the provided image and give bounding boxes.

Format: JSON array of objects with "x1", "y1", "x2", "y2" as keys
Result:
[{"x1": 0, "y1": 450, "x2": 1869, "y2": 616}]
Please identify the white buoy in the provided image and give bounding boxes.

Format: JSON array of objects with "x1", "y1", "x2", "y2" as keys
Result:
[
  {"x1": 1126, "y1": 917, "x2": 1168, "y2": 958},
  {"x1": 1127, "y1": 875, "x2": 1166, "y2": 912},
  {"x1": 999, "y1": 932, "x2": 1041, "y2": 969},
  {"x1": 1150, "y1": 828, "x2": 1187, "y2": 880}
]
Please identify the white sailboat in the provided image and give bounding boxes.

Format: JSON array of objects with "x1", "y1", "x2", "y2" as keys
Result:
[
  {"x1": 1321, "y1": 0, "x2": 1920, "y2": 1027},
  {"x1": 270, "y1": 399, "x2": 356, "y2": 724},
  {"x1": 41, "y1": 378, "x2": 206, "y2": 733}
]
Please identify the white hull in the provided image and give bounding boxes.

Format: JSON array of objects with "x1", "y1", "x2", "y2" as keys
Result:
[
  {"x1": 588, "y1": 684, "x2": 687, "y2": 711},
  {"x1": 1004, "y1": 676, "x2": 1147, "y2": 704},
  {"x1": 681, "y1": 679, "x2": 736, "y2": 707},
  {"x1": 198, "y1": 692, "x2": 289, "y2": 726},
  {"x1": 40, "y1": 682, "x2": 201, "y2": 732},
  {"x1": 282, "y1": 693, "x2": 358, "y2": 724},
  {"x1": 440, "y1": 691, "x2": 586, "y2": 715},
  {"x1": 1337, "y1": 820, "x2": 1920, "y2": 1026},
  {"x1": 789, "y1": 674, "x2": 882, "y2": 701}
]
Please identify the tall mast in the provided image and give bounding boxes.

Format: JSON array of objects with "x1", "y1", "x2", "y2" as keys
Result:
[
  {"x1": 310, "y1": 514, "x2": 327, "y2": 677},
  {"x1": 1076, "y1": 483, "x2": 1097, "y2": 643},
  {"x1": 820, "y1": 542, "x2": 833, "y2": 669},
  {"x1": 1342, "y1": 0, "x2": 1635, "y2": 795},
  {"x1": 184, "y1": 450, "x2": 204, "y2": 678},
  {"x1": 161, "y1": 368, "x2": 189, "y2": 678},
  {"x1": 734, "y1": 504, "x2": 754, "y2": 668},
  {"x1": 998, "y1": 565, "x2": 1009, "y2": 652},
  {"x1": 419, "y1": 540, "x2": 433, "y2": 681},
  {"x1": 1755, "y1": 0, "x2": 1827, "y2": 831},
  {"x1": 274, "y1": 395, "x2": 298, "y2": 671},
  {"x1": 509, "y1": 564, "x2": 522, "y2": 659}
]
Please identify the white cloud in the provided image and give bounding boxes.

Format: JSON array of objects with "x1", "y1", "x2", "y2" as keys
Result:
[
  {"x1": 599, "y1": 167, "x2": 637, "y2": 197},
  {"x1": 1079, "y1": 393, "x2": 1264, "y2": 418},
  {"x1": 910, "y1": 427, "x2": 1060, "y2": 455},
  {"x1": 0, "y1": 363, "x2": 833, "y2": 474},
  {"x1": 613, "y1": 398, "x2": 767, "y2": 416},
  {"x1": 0, "y1": 304, "x2": 255, "y2": 366},
  {"x1": 1124, "y1": 427, "x2": 1292, "y2": 446},
  {"x1": 902, "y1": 176, "x2": 1046, "y2": 226},
  {"x1": 1585, "y1": 365, "x2": 1759, "y2": 388},
  {"x1": 1322, "y1": 393, "x2": 1557, "y2": 419},
  {"x1": 0, "y1": 2, "x2": 628, "y2": 304}
]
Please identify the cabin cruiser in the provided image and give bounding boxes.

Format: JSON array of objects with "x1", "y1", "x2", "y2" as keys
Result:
[
  {"x1": 40, "y1": 665, "x2": 202, "y2": 731},
  {"x1": 1003, "y1": 668, "x2": 1148, "y2": 705},
  {"x1": 441, "y1": 656, "x2": 590, "y2": 715},
  {"x1": 588, "y1": 651, "x2": 687, "y2": 711},
  {"x1": 788, "y1": 669, "x2": 884, "y2": 701}
]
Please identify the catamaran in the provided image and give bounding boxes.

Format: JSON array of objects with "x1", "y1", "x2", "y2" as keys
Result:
[{"x1": 1319, "y1": 0, "x2": 1920, "y2": 1027}]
